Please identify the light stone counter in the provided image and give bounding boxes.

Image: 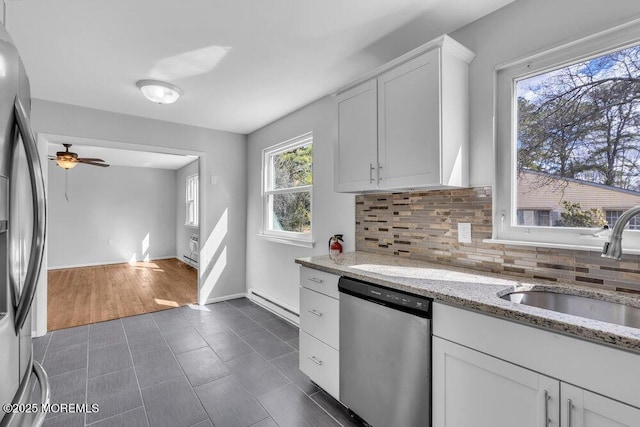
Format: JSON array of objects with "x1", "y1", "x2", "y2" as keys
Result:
[{"x1": 295, "y1": 251, "x2": 640, "y2": 353}]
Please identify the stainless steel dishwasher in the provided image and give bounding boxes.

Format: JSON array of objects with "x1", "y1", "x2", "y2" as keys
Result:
[{"x1": 339, "y1": 277, "x2": 432, "y2": 427}]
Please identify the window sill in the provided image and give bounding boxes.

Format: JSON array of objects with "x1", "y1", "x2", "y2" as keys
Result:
[
  {"x1": 257, "y1": 233, "x2": 315, "y2": 248},
  {"x1": 483, "y1": 238, "x2": 640, "y2": 256}
]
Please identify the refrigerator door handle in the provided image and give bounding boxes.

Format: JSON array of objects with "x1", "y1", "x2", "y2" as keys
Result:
[
  {"x1": 12, "y1": 97, "x2": 46, "y2": 334},
  {"x1": 31, "y1": 361, "x2": 50, "y2": 427},
  {"x1": 0, "y1": 359, "x2": 51, "y2": 427}
]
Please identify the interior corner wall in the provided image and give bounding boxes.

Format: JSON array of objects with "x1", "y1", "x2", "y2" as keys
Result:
[
  {"x1": 47, "y1": 164, "x2": 177, "y2": 268},
  {"x1": 450, "y1": 0, "x2": 640, "y2": 187},
  {"x1": 31, "y1": 100, "x2": 248, "y2": 302},
  {"x1": 246, "y1": 95, "x2": 355, "y2": 312},
  {"x1": 176, "y1": 160, "x2": 199, "y2": 265}
]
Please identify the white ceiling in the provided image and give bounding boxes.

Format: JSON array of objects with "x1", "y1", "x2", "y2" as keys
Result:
[
  {"x1": 5, "y1": 0, "x2": 514, "y2": 135},
  {"x1": 47, "y1": 142, "x2": 197, "y2": 170}
]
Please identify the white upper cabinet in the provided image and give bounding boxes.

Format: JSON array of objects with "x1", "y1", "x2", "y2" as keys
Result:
[
  {"x1": 334, "y1": 35, "x2": 474, "y2": 193},
  {"x1": 336, "y1": 79, "x2": 378, "y2": 192}
]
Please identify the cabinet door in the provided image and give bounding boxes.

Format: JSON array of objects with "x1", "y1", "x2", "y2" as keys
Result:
[
  {"x1": 378, "y1": 49, "x2": 440, "y2": 189},
  {"x1": 433, "y1": 337, "x2": 559, "y2": 427},
  {"x1": 561, "y1": 383, "x2": 640, "y2": 427},
  {"x1": 335, "y1": 79, "x2": 378, "y2": 192}
]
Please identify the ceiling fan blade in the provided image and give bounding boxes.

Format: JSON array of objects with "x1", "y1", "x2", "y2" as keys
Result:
[
  {"x1": 76, "y1": 157, "x2": 105, "y2": 162},
  {"x1": 78, "y1": 160, "x2": 110, "y2": 167}
]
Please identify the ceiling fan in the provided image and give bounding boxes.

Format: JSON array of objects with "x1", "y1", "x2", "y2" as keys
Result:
[{"x1": 49, "y1": 143, "x2": 110, "y2": 169}]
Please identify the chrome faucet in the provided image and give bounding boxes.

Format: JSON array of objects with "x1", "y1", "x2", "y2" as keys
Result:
[{"x1": 602, "y1": 205, "x2": 640, "y2": 259}]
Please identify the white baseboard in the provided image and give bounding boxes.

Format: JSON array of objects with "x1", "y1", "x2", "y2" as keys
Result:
[
  {"x1": 48, "y1": 255, "x2": 179, "y2": 270},
  {"x1": 247, "y1": 288, "x2": 299, "y2": 326},
  {"x1": 204, "y1": 292, "x2": 247, "y2": 305}
]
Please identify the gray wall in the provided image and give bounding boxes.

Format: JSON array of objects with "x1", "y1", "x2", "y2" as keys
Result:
[
  {"x1": 48, "y1": 164, "x2": 177, "y2": 268},
  {"x1": 245, "y1": 0, "x2": 640, "y2": 314},
  {"x1": 246, "y1": 96, "x2": 355, "y2": 311},
  {"x1": 32, "y1": 100, "x2": 247, "y2": 303},
  {"x1": 176, "y1": 159, "x2": 199, "y2": 265},
  {"x1": 451, "y1": 0, "x2": 640, "y2": 186}
]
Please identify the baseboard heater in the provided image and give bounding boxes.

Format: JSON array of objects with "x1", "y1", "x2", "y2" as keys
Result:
[
  {"x1": 250, "y1": 290, "x2": 299, "y2": 319},
  {"x1": 183, "y1": 255, "x2": 198, "y2": 268}
]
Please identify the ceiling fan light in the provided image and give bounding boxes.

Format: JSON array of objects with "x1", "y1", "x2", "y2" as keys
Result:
[
  {"x1": 56, "y1": 159, "x2": 78, "y2": 170},
  {"x1": 136, "y1": 79, "x2": 183, "y2": 104}
]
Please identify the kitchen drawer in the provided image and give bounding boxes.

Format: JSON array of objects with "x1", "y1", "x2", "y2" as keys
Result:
[
  {"x1": 300, "y1": 330, "x2": 339, "y2": 400},
  {"x1": 300, "y1": 266, "x2": 339, "y2": 299},
  {"x1": 300, "y1": 287, "x2": 339, "y2": 350}
]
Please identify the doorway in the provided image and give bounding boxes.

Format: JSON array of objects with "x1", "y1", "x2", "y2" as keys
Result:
[{"x1": 42, "y1": 137, "x2": 203, "y2": 330}]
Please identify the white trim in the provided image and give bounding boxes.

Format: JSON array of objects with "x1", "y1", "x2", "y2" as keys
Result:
[
  {"x1": 494, "y1": 16, "x2": 640, "y2": 73},
  {"x1": 185, "y1": 173, "x2": 199, "y2": 227},
  {"x1": 261, "y1": 132, "x2": 314, "y2": 245},
  {"x1": 204, "y1": 292, "x2": 248, "y2": 305},
  {"x1": 256, "y1": 233, "x2": 315, "y2": 248},
  {"x1": 494, "y1": 19, "x2": 640, "y2": 250},
  {"x1": 481, "y1": 239, "x2": 640, "y2": 255},
  {"x1": 335, "y1": 34, "x2": 474, "y2": 94},
  {"x1": 264, "y1": 132, "x2": 313, "y2": 156},
  {"x1": 265, "y1": 185, "x2": 312, "y2": 196},
  {"x1": 47, "y1": 255, "x2": 179, "y2": 270}
]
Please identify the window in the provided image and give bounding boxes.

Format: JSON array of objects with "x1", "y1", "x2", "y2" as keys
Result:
[
  {"x1": 495, "y1": 22, "x2": 640, "y2": 249},
  {"x1": 186, "y1": 174, "x2": 199, "y2": 227},
  {"x1": 606, "y1": 210, "x2": 640, "y2": 230},
  {"x1": 517, "y1": 210, "x2": 554, "y2": 227},
  {"x1": 262, "y1": 132, "x2": 313, "y2": 245}
]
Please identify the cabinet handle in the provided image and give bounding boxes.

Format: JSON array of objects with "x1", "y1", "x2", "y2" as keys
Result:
[
  {"x1": 369, "y1": 163, "x2": 376, "y2": 184},
  {"x1": 377, "y1": 162, "x2": 383, "y2": 183},
  {"x1": 308, "y1": 355, "x2": 323, "y2": 366},
  {"x1": 308, "y1": 309, "x2": 323, "y2": 317},
  {"x1": 308, "y1": 277, "x2": 323, "y2": 284},
  {"x1": 544, "y1": 390, "x2": 551, "y2": 426},
  {"x1": 567, "y1": 399, "x2": 573, "y2": 427}
]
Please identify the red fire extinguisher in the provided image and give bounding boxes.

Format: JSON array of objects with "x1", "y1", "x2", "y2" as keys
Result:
[{"x1": 329, "y1": 234, "x2": 344, "y2": 258}]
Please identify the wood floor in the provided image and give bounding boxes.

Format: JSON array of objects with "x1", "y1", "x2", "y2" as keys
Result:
[{"x1": 47, "y1": 258, "x2": 197, "y2": 331}]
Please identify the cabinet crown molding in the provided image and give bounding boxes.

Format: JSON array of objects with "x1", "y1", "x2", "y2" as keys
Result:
[{"x1": 335, "y1": 34, "x2": 475, "y2": 95}]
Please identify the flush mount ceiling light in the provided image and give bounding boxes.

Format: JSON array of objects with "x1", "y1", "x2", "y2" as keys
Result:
[{"x1": 136, "y1": 79, "x2": 183, "y2": 104}]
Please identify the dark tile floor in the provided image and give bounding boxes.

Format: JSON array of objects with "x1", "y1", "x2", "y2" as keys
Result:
[{"x1": 33, "y1": 298, "x2": 358, "y2": 427}]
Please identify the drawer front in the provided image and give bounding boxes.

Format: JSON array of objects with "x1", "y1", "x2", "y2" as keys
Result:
[
  {"x1": 300, "y1": 287, "x2": 339, "y2": 350},
  {"x1": 300, "y1": 330, "x2": 339, "y2": 400},
  {"x1": 300, "y1": 266, "x2": 339, "y2": 299}
]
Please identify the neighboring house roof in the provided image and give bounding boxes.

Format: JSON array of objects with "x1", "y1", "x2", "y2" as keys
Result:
[{"x1": 517, "y1": 170, "x2": 640, "y2": 211}]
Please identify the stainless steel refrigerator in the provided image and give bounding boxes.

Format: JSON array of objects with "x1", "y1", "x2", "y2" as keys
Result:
[{"x1": 0, "y1": 22, "x2": 49, "y2": 427}]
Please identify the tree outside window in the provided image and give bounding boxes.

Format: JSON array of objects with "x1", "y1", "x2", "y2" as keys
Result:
[
  {"x1": 263, "y1": 133, "x2": 313, "y2": 242},
  {"x1": 515, "y1": 43, "x2": 640, "y2": 228}
]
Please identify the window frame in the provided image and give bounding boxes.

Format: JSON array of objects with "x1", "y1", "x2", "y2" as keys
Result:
[
  {"x1": 494, "y1": 20, "x2": 640, "y2": 251},
  {"x1": 260, "y1": 132, "x2": 314, "y2": 247},
  {"x1": 185, "y1": 173, "x2": 199, "y2": 228}
]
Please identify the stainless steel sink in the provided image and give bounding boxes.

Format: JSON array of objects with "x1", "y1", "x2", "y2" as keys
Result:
[{"x1": 500, "y1": 290, "x2": 640, "y2": 329}]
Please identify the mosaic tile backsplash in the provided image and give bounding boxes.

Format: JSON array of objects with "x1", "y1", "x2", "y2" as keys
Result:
[{"x1": 355, "y1": 187, "x2": 640, "y2": 294}]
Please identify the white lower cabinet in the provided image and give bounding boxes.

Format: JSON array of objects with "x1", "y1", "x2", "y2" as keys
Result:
[
  {"x1": 299, "y1": 287, "x2": 339, "y2": 350},
  {"x1": 299, "y1": 331, "x2": 340, "y2": 398},
  {"x1": 433, "y1": 303, "x2": 640, "y2": 427},
  {"x1": 298, "y1": 266, "x2": 340, "y2": 400},
  {"x1": 561, "y1": 383, "x2": 640, "y2": 427},
  {"x1": 433, "y1": 337, "x2": 559, "y2": 427}
]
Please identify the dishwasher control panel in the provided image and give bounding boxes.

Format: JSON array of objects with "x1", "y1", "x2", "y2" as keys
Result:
[{"x1": 339, "y1": 277, "x2": 431, "y2": 317}]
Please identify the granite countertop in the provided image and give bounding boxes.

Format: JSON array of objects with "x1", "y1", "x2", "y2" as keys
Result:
[{"x1": 295, "y1": 251, "x2": 640, "y2": 354}]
